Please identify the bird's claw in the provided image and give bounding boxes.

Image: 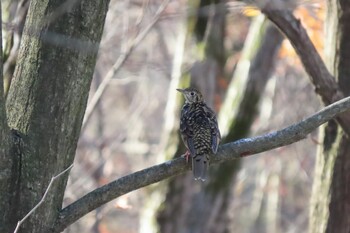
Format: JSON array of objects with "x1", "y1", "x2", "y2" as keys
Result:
[{"x1": 182, "y1": 151, "x2": 191, "y2": 163}]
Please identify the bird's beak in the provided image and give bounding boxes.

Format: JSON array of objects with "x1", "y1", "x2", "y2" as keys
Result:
[{"x1": 176, "y1": 88, "x2": 184, "y2": 93}]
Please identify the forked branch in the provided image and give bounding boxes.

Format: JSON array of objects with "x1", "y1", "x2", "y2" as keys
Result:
[{"x1": 261, "y1": 7, "x2": 350, "y2": 134}]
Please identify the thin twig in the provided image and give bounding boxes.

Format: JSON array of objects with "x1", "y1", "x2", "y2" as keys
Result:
[
  {"x1": 81, "y1": 0, "x2": 170, "y2": 132},
  {"x1": 51, "y1": 96, "x2": 350, "y2": 233},
  {"x1": 13, "y1": 164, "x2": 74, "y2": 233}
]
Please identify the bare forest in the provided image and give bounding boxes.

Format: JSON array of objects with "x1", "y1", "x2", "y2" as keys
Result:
[{"x1": 1, "y1": 0, "x2": 350, "y2": 233}]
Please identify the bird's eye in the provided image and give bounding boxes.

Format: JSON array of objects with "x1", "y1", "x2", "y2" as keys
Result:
[{"x1": 190, "y1": 92, "x2": 194, "y2": 96}]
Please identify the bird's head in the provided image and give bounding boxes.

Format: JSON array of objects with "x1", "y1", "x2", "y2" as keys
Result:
[{"x1": 176, "y1": 87, "x2": 203, "y2": 103}]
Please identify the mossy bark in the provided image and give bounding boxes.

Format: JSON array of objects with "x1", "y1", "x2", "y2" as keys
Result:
[
  {"x1": 309, "y1": 120, "x2": 341, "y2": 233},
  {"x1": 1, "y1": 0, "x2": 109, "y2": 232},
  {"x1": 309, "y1": 1, "x2": 350, "y2": 232},
  {"x1": 0, "y1": 2, "x2": 13, "y2": 232}
]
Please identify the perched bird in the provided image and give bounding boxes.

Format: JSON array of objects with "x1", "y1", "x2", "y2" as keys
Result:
[{"x1": 177, "y1": 87, "x2": 221, "y2": 181}]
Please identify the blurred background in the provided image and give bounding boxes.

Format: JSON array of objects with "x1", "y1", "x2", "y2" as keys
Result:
[{"x1": 2, "y1": 0, "x2": 325, "y2": 232}]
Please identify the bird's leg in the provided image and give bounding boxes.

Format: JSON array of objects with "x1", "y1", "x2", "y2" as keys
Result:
[{"x1": 182, "y1": 150, "x2": 191, "y2": 163}]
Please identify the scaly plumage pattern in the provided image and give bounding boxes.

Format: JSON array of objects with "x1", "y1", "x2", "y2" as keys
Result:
[{"x1": 177, "y1": 87, "x2": 221, "y2": 181}]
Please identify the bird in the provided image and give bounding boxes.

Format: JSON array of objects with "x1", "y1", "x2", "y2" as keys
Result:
[{"x1": 177, "y1": 87, "x2": 221, "y2": 181}]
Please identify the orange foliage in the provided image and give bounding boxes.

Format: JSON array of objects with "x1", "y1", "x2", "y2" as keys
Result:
[
  {"x1": 98, "y1": 224, "x2": 112, "y2": 233},
  {"x1": 279, "y1": 2, "x2": 325, "y2": 64},
  {"x1": 242, "y1": 6, "x2": 261, "y2": 17}
]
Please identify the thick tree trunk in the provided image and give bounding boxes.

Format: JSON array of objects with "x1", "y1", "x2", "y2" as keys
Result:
[
  {"x1": 1, "y1": 0, "x2": 109, "y2": 232},
  {"x1": 0, "y1": 2, "x2": 14, "y2": 232},
  {"x1": 309, "y1": 1, "x2": 350, "y2": 233}
]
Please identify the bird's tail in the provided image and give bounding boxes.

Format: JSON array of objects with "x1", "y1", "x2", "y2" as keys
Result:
[{"x1": 192, "y1": 153, "x2": 209, "y2": 181}]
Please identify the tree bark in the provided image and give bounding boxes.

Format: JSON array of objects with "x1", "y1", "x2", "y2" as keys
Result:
[
  {"x1": 2, "y1": 0, "x2": 109, "y2": 232},
  {"x1": 2, "y1": 0, "x2": 29, "y2": 96},
  {"x1": 309, "y1": 1, "x2": 350, "y2": 233},
  {"x1": 0, "y1": 2, "x2": 14, "y2": 232}
]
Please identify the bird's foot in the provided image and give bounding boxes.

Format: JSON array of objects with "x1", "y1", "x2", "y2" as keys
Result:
[{"x1": 182, "y1": 151, "x2": 191, "y2": 163}]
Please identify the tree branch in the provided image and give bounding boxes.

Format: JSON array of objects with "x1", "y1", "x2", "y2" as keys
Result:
[
  {"x1": 262, "y1": 8, "x2": 338, "y2": 102},
  {"x1": 261, "y1": 7, "x2": 350, "y2": 134},
  {"x1": 52, "y1": 96, "x2": 350, "y2": 233},
  {"x1": 81, "y1": 0, "x2": 170, "y2": 132}
]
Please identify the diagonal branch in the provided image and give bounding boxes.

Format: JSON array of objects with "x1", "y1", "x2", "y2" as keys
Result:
[
  {"x1": 52, "y1": 96, "x2": 350, "y2": 233},
  {"x1": 81, "y1": 0, "x2": 170, "y2": 132},
  {"x1": 261, "y1": 7, "x2": 350, "y2": 134},
  {"x1": 262, "y1": 8, "x2": 338, "y2": 103}
]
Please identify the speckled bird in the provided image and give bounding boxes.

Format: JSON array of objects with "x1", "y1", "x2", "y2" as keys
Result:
[{"x1": 177, "y1": 87, "x2": 221, "y2": 181}]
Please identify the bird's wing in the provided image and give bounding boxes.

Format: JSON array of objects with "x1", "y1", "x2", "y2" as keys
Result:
[
  {"x1": 204, "y1": 105, "x2": 221, "y2": 153},
  {"x1": 180, "y1": 105, "x2": 196, "y2": 156}
]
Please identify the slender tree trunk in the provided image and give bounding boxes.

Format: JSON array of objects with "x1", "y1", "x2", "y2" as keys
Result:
[
  {"x1": 309, "y1": 1, "x2": 350, "y2": 233},
  {"x1": 139, "y1": 3, "x2": 189, "y2": 231},
  {"x1": 185, "y1": 20, "x2": 283, "y2": 233},
  {"x1": 1, "y1": 0, "x2": 109, "y2": 232},
  {"x1": 157, "y1": 2, "x2": 226, "y2": 232},
  {"x1": 158, "y1": 13, "x2": 283, "y2": 232}
]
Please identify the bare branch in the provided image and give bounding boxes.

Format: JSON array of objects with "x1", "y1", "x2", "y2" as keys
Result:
[
  {"x1": 13, "y1": 164, "x2": 74, "y2": 233},
  {"x1": 261, "y1": 8, "x2": 350, "y2": 134},
  {"x1": 52, "y1": 96, "x2": 350, "y2": 233},
  {"x1": 81, "y1": 0, "x2": 170, "y2": 132},
  {"x1": 262, "y1": 9, "x2": 337, "y2": 102}
]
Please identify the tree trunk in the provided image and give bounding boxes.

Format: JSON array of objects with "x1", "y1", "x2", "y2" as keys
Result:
[
  {"x1": 139, "y1": 12, "x2": 189, "y2": 232},
  {"x1": 2, "y1": 0, "x2": 29, "y2": 96},
  {"x1": 185, "y1": 20, "x2": 283, "y2": 233},
  {"x1": 1, "y1": 0, "x2": 109, "y2": 232},
  {"x1": 158, "y1": 13, "x2": 283, "y2": 232},
  {"x1": 309, "y1": 1, "x2": 350, "y2": 232},
  {"x1": 0, "y1": 2, "x2": 14, "y2": 232}
]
